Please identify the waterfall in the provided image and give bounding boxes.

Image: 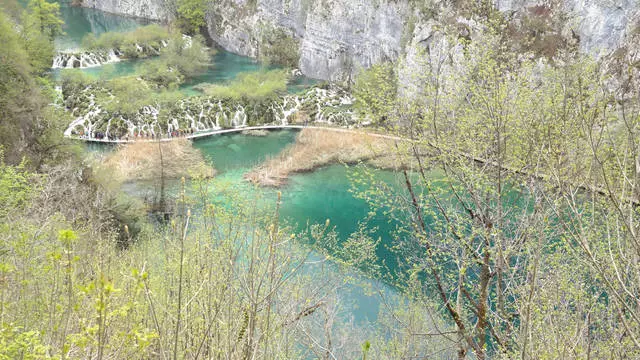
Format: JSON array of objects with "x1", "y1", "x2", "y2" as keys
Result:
[
  {"x1": 272, "y1": 96, "x2": 302, "y2": 125},
  {"x1": 65, "y1": 116, "x2": 87, "y2": 137},
  {"x1": 182, "y1": 34, "x2": 193, "y2": 48},
  {"x1": 51, "y1": 35, "x2": 177, "y2": 69},
  {"x1": 141, "y1": 105, "x2": 159, "y2": 136},
  {"x1": 231, "y1": 105, "x2": 247, "y2": 127},
  {"x1": 52, "y1": 50, "x2": 122, "y2": 69},
  {"x1": 196, "y1": 108, "x2": 205, "y2": 130},
  {"x1": 63, "y1": 79, "x2": 359, "y2": 141}
]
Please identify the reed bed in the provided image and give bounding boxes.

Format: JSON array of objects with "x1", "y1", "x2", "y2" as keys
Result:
[
  {"x1": 245, "y1": 128, "x2": 399, "y2": 186},
  {"x1": 102, "y1": 138, "x2": 215, "y2": 181}
]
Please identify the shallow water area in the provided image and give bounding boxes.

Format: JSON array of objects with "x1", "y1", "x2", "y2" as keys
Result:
[{"x1": 68, "y1": 49, "x2": 319, "y2": 94}]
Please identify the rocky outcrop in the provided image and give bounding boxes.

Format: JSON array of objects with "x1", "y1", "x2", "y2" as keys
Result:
[{"x1": 84, "y1": 0, "x2": 640, "y2": 80}]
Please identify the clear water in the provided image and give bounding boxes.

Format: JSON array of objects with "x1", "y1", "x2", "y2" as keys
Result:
[
  {"x1": 193, "y1": 130, "x2": 403, "y2": 265},
  {"x1": 193, "y1": 129, "x2": 299, "y2": 172},
  {"x1": 70, "y1": 49, "x2": 318, "y2": 94},
  {"x1": 192, "y1": 130, "x2": 404, "y2": 324},
  {"x1": 180, "y1": 51, "x2": 274, "y2": 96}
]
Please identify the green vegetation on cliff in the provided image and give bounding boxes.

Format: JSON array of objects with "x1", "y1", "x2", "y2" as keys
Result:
[
  {"x1": 259, "y1": 25, "x2": 300, "y2": 68},
  {"x1": 175, "y1": 0, "x2": 208, "y2": 35}
]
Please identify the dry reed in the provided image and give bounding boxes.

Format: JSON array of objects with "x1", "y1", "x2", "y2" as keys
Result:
[
  {"x1": 245, "y1": 128, "x2": 399, "y2": 187},
  {"x1": 102, "y1": 139, "x2": 215, "y2": 181}
]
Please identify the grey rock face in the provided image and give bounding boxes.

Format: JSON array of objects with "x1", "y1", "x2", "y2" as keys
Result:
[
  {"x1": 298, "y1": 0, "x2": 409, "y2": 80},
  {"x1": 82, "y1": 0, "x2": 170, "y2": 21},
  {"x1": 563, "y1": 0, "x2": 638, "y2": 55},
  {"x1": 205, "y1": 0, "x2": 409, "y2": 81},
  {"x1": 495, "y1": 0, "x2": 640, "y2": 56}
]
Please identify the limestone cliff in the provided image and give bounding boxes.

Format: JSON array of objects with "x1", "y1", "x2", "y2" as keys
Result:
[
  {"x1": 496, "y1": 0, "x2": 640, "y2": 56},
  {"x1": 81, "y1": 0, "x2": 171, "y2": 21},
  {"x1": 82, "y1": 0, "x2": 640, "y2": 80},
  {"x1": 205, "y1": 0, "x2": 410, "y2": 81}
]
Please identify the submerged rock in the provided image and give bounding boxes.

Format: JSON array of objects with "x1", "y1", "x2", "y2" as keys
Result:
[{"x1": 242, "y1": 129, "x2": 270, "y2": 136}]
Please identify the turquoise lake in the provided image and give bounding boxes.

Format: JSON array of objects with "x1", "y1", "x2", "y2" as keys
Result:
[
  {"x1": 53, "y1": 2, "x2": 407, "y2": 325},
  {"x1": 192, "y1": 130, "x2": 405, "y2": 324}
]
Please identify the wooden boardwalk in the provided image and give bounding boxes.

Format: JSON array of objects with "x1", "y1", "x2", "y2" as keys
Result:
[{"x1": 66, "y1": 125, "x2": 407, "y2": 143}]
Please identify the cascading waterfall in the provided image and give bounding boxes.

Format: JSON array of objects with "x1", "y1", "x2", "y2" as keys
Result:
[
  {"x1": 231, "y1": 105, "x2": 247, "y2": 127},
  {"x1": 272, "y1": 96, "x2": 302, "y2": 125},
  {"x1": 51, "y1": 34, "x2": 194, "y2": 69},
  {"x1": 140, "y1": 105, "x2": 159, "y2": 136},
  {"x1": 63, "y1": 82, "x2": 357, "y2": 140},
  {"x1": 52, "y1": 49, "x2": 122, "y2": 69}
]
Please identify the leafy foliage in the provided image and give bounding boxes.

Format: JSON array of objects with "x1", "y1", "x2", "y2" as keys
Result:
[
  {"x1": 0, "y1": 5, "x2": 70, "y2": 166},
  {"x1": 175, "y1": 0, "x2": 208, "y2": 35},
  {"x1": 351, "y1": 23, "x2": 640, "y2": 358},
  {"x1": 352, "y1": 62, "x2": 397, "y2": 126},
  {"x1": 0, "y1": 153, "x2": 39, "y2": 219},
  {"x1": 259, "y1": 25, "x2": 300, "y2": 68},
  {"x1": 0, "y1": 325, "x2": 50, "y2": 360},
  {"x1": 139, "y1": 34, "x2": 210, "y2": 88},
  {"x1": 100, "y1": 76, "x2": 154, "y2": 116},
  {"x1": 25, "y1": 0, "x2": 64, "y2": 40}
]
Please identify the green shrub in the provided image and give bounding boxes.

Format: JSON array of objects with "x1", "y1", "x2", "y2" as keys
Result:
[
  {"x1": 202, "y1": 69, "x2": 290, "y2": 102},
  {"x1": 259, "y1": 26, "x2": 300, "y2": 68},
  {"x1": 139, "y1": 34, "x2": 210, "y2": 88},
  {"x1": 352, "y1": 62, "x2": 397, "y2": 126},
  {"x1": 60, "y1": 69, "x2": 94, "y2": 96},
  {"x1": 176, "y1": 0, "x2": 208, "y2": 35},
  {"x1": 0, "y1": 153, "x2": 40, "y2": 219},
  {"x1": 0, "y1": 325, "x2": 49, "y2": 360},
  {"x1": 99, "y1": 76, "x2": 153, "y2": 115}
]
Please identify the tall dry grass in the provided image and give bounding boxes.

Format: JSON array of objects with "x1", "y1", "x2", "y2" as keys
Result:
[
  {"x1": 245, "y1": 128, "x2": 399, "y2": 187},
  {"x1": 102, "y1": 139, "x2": 215, "y2": 182}
]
